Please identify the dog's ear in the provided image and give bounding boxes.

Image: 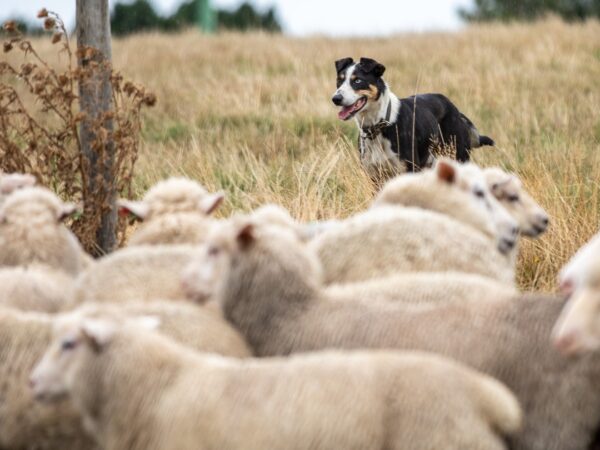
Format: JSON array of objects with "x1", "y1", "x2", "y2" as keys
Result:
[
  {"x1": 335, "y1": 57, "x2": 354, "y2": 74},
  {"x1": 359, "y1": 57, "x2": 386, "y2": 77}
]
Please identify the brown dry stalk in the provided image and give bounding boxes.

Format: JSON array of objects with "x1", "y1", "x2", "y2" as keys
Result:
[{"x1": 0, "y1": 11, "x2": 155, "y2": 253}]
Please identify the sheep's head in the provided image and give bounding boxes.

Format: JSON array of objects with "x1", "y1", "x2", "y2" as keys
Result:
[
  {"x1": 30, "y1": 312, "x2": 159, "y2": 402},
  {"x1": 0, "y1": 187, "x2": 79, "y2": 227},
  {"x1": 118, "y1": 177, "x2": 224, "y2": 221},
  {"x1": 484, "y1": 168, "x2": 549, "y2": 238},
  {"x1": 0, "y1": 172, "x2": 36, "y2": 201},
  {"x1": 181, "y1": 211, "x2": 322, "y2": 304},
  {"x1": 552, "y1": 234, "x2": 600, "y2": 356},
  {"x1": 373, "y1": 159, "x2": 519, "y2": 255}
]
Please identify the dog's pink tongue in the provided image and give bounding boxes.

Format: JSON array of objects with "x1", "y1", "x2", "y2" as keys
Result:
[{"x1": 338, "y1": 106, "x2": 354, "y2": 120}]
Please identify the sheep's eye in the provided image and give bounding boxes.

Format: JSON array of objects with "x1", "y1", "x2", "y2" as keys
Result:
[
  {"x1": 207, "y1": 246, "x2": 220, "y2": 256},
  {"x1": 507, "y1": 194, "x2": 520, "y2": 203},
  {"x1": 474, "y1": 189, "x2": 485, "y2": 198},
  {"x1": 61, "y1": 340, "x2": 78, "y2": 351}
]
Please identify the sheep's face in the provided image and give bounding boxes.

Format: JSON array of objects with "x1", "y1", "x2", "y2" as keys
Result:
[
  {"x1": 485, "y1": 168, "x2": 549, "y2": 238},
  {"x1": 119, "y1": 178, "x2": 224, "y2": 221},
  {"x1": 559, "y1": 233, "x2": 600, "y2": 296},
  {"x1": 181, "y1": 227, "x2": 236, "y2": 304},
  {"x1": 457, "y1": 163, "x2": 519, "y2": 255},
  {"x1": 0, "y1": 172, "x2": 36, "y2": 203},
  {"x1": 0, "y1": 187, "x2": 78, "y2": 229},
  {"x1": 552, "y1": 288, "x2": 600, "y2": 356},
  {"x1": 30, "y1": 316, "x2": 97, "y2": 402}
]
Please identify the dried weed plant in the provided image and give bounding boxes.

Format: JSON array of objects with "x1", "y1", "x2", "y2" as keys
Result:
[{"x1": 0, "y1": 10, "x2": 155, "y2": 254}]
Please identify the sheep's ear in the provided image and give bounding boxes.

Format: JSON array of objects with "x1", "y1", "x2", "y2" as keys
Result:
[
  {"x1": 335, "y1": 57, "x2": 354, "y2": 73},
  {"x1": 436, "y1": 160, "x2": 456, "y2": 184},
  {"x1": 236, "y1": 222, "x2": 255, "y2": 249},
  {"x1": 0, "y1": 173, "x2": 36, "y2": 194},
  {"x1": 57, "y1": 202, "x2": 81, "y2": 222},
  {"x1": 117, "y1": 199, "x2": 149, "y2": 221},
  {"x1": 200, "y1": 192, "x2": 225, "y2": 215},
  {"x1": 81, "y1": 318, "x2": 117, "y2": 352},
  {"x1": 359, "y1": 57, "x2": 386, "y2": 77}
]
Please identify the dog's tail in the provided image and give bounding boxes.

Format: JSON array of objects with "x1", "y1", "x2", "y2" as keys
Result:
[{"x1": 479, "y1": 135, "x2": 495, "y2": 147}]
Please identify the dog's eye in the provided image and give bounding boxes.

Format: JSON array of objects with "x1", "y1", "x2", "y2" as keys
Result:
[{"x1": 353, "y1": 78, "x2": 362, "y2": 85}]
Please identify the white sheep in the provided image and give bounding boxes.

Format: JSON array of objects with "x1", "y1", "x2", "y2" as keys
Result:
[
  {"x1": 184, "y1": 215, "x2": 600, "y2": 450},
  {"x1": 0, "y1": 171, "x2": 36, "y2": 205},
  {"x1": 73, "y1": 245, "x2": 198, "y2": 304},
  {"x1": 310, "y1": 160, "x2": 516, "y2": 285},
  {"x1": 325, "y1": 272, "x2": 517, "y2": 305},
  {"x1": 0, "y1": 265, "x2": 76, "y2": 313},
  {"x1": 31, "y1": 314, "x2": 521, "y2": 450},
  {"x1": 119, "y1": 177, "x2": 224, "y2": 246},
  {"x1": 552, "y1": 232, "x2": 600, "y2": 355},
  {"x1": 0, "y1": 307, "x2": 97, "y2": 450},
  {"x1": 484, "y1": 167, "x2": 549, "y2": 238},
  {"x1": 0, "y1": 187, "x2": 89, "y2": 275}
]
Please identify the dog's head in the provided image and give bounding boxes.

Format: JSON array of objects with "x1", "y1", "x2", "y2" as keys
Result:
[{"x1": 331, "y1": 57, "x2": 386, "y2": 121}]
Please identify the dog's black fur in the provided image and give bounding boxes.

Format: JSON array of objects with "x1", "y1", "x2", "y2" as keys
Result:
[{"x1": 332, "y1": 57, "x2": 494, "y2": 174}]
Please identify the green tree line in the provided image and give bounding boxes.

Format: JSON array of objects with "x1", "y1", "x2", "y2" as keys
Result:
[
  {"x1": 111, "y1": 0, "x2": 282, "y2": 35},
  {"x1": 460, "y1": 0, "x2": 600, "y2": 21}
]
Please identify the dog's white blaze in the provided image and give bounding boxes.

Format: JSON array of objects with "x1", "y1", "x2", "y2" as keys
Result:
[{"x1": 334, "y1": 64, "x2": 362, "y2": 106}]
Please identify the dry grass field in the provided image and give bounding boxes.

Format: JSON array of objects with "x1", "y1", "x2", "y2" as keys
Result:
[{"x1": 13, "y1": 18, "x2": 600, "y2": 291}]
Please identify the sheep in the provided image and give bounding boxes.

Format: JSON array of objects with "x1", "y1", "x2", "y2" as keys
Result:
[
  {"x1": 31, "y1": 314, "x2": 521, "y2": 450},
  {"x1": 73, "y1": 245, "x2": 198, "y2": 304},
  {"x1": 77, "y1": 300, "x2": 252, "y2": 357},
  {"x1": 551, "y1": 232, "x2": 600, "y2": 355},
  {"x1": 0, "y1": 171, "x2": 36, "y2": 205},
  {"x1": 0, "y1": 307, "x2": 98, "y2": 450},
  {"x1": 186, "y1": 217, "x2": 600, "y2": 450},
  {"x1": 0, "y1": 187, "x2": 89, "y2": 275},
  {"x1": 325, "y1": 272, "x2": 518, "y2": 305},
  {"x1": 484, "y1": 167, "x2": 549, "y2": 238},
  {"x1": 310, "y1": 160, "x2": 516, "y2": 285},
  {"x1": 119, "y1": 177, "x2": 224, "y2": 246},
  {"x1": 0, "y1": 299, "x2": 250, "y2": 449},
  {"x1": 0, "y1": 265, "x2": 77, "y2": 313}
]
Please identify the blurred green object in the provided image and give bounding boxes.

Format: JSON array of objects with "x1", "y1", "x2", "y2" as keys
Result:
[{"x1": 196, "y1": 0, "x2": 216, "y2": 32}]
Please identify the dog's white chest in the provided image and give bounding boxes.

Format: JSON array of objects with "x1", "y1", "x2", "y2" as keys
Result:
[{"x1": 359, "y1": 134, "x2": 405, "y2": 179}]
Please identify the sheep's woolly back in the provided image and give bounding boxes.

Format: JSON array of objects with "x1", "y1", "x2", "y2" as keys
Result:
[
  {"x1": 73, "y1": 245, "x2": 198, "y2": 304},
  {"x1": 326, "y1": 272, "x2": 517, "y2": 305},
  {"x1": 128, "y1": 213, "x2": 217, "y2": 246},
  {"x1": 373, "y1": 164, "x2": 496, "y2": 239},
  {"x1": 310, "y1": 206, "x2": 514, "y2": 285},
  {"x1": 0, "y1": 308, "x2": 96, "y2": 449},
  {"x1": 46, "y1": 319, "x2": 519, "y2": 450},
  {"x1": 78, "y1": 301, "x2": 251, "y2": 357},
  {"x1": 0, "y1": 265, "x2": 77, "y2": 313},
  {"x1": 0, "y1": 187, "x2": 88, "y2": 275}
]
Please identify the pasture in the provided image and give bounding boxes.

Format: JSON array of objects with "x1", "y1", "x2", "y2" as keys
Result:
[{"x1": 16, "y1": 18, "x2": 600, "y2": 290}]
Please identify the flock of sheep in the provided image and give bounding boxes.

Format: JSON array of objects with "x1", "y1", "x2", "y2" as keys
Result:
[{"x1": 1, "y1": 157, "x2": 600, "y2": 449}]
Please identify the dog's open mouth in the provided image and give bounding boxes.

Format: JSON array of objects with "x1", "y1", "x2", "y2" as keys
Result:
[{"x1": 338, "y1": 97, "x2": 367, "y2": 120}]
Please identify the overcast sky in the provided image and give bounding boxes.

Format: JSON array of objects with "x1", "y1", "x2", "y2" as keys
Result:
[{"x1": 5, "y1": 0, "x2": 474, "y2": 36}]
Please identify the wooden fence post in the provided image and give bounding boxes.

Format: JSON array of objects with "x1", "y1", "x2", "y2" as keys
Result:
[{"x1": 76, "y1": 0, "x2": 116, "y2": 255}]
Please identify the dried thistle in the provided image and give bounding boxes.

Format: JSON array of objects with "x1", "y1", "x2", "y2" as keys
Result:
[
  {"x1": 3, "y1": 42, "x2": 12, "y2": 53},
  {"x1": 3, "y1": 21, "x2": 17, "y2": 32},
  {"x1": 43, "y1": 18, "x2": 56, "y2": 30},
  {"x1": 37, "y1": 8, "x2": 48, "y2": 18},
  {"x1": 51, "y1": 32, "x2": 62, "y2": 44}
]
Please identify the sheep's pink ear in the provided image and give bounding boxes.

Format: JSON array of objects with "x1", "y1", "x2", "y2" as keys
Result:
[
  {"x1": 236, "y1": 222, "x2": 255, "y2": 249},
  {"x1": 117, "y1": 199, "x2": 149, "y2": 221},
  {"x1": 436, "y1": 161, "x2": 456, "y2": 184},
  {"x1": 0, "y1": 173, "x2": 36, "y2": 194},
  {"x1": 57, "y1": 202, "x2": 81, "y2": 222},
  {"x1": 200, "y1": 192, "x2": 225, "y2": 215},
  {"x1": 80, "y1": 318, "x2": 117, "y2": 352}
]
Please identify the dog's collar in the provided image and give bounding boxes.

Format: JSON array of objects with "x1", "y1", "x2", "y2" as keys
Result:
[{"x1": 361, "y1": 100, "x2": 392, "y2": 140}]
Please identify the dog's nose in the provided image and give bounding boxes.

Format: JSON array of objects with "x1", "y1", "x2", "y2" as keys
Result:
[{"x1": 331, "y1": 94, "x2": 343, "y2": 106}]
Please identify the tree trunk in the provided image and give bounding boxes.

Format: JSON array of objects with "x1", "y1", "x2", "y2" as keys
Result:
[{"x1": 76, "y1": 0, "x2": 116, "y2": 255}]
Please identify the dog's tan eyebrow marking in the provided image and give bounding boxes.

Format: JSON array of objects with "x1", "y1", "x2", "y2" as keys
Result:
[
  {"x1": 339, "y1": 74, "x2": 345, "y2": 79},
  {"x1": 351, "y1": 74, "x2": 357, "y2": 81}
]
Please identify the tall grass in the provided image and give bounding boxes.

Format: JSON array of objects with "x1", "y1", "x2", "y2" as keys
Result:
[{"x1": 11, "y1": 18, "x2": 600, "y2": 291}]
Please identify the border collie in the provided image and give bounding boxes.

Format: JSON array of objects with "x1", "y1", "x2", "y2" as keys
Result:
[{"x1": 332, "y1": 57, "x2": 494, "y2": 181}]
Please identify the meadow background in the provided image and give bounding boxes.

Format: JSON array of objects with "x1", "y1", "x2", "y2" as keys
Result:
[{"x1": 12, "y1": 18, "x2": 600, "y2": 291}]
